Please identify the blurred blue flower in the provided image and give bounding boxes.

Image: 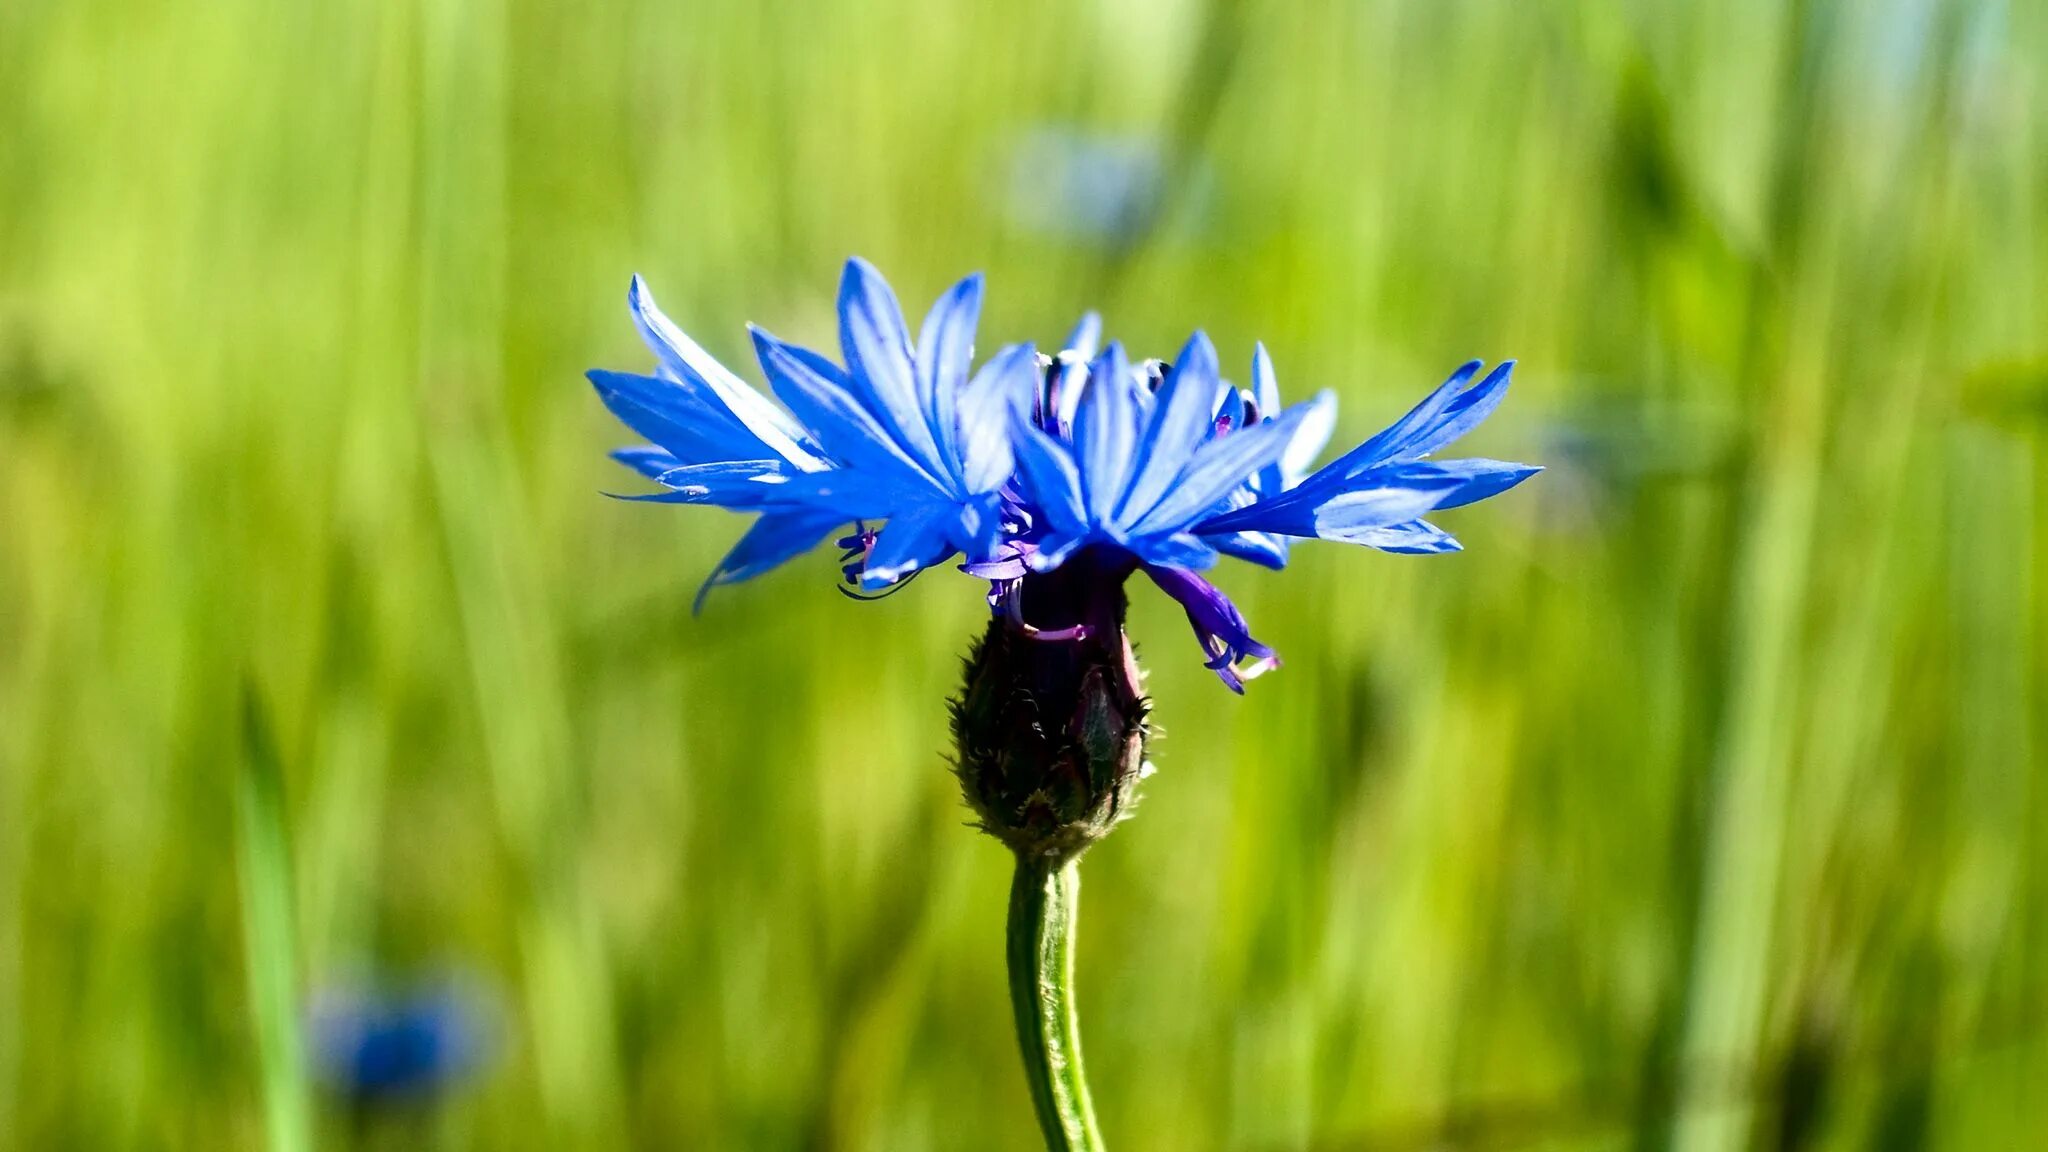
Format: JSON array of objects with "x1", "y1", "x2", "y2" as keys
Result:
[
  {"x1": 1000, "y1": 128, "x2": 1197, "y2": 243},
  {"x1": 310, "y1": 983, "x2": 487, "y2": 1102},
  {"x1": 590, "y1": 259, "x2": 1537, "y2": 688}
]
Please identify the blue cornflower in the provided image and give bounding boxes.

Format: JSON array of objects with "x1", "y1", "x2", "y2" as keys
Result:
[
  {"x1": 309, "y1": 984, "x2": 486, "y2": 1102},
  {"x1": 589, "y1": 259, "x2": 1536, "y2": 689},
  {"x1": 588, "y1": 258, "x2": 1037, "y2": 608},
  {"x1": 591, "y1": 264, "x2": 1543, "y2": 1138}
]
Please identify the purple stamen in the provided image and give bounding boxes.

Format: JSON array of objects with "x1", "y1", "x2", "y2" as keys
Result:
[
  {"x1": 836, "y1": 520, "x2": 878, "y2": 585},
  {"x1": 1142, "y1": 564, "x2": 1279, "y2": 693},
  {"x1": 832, "y1": 520, "x2": 925, "y2": 600}
]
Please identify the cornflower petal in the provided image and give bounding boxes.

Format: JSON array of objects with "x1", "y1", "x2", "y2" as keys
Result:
[
  {"x1": 917, "y1": 272, "x2": 984, "y2": 482},
  {"x1": 750, "y1": 326, "x2": 948, "y2": 491},
  {"x1": 693, "y1": 509, "x2": 847, "y2": 613},
  {"x1": 727, "y1": 467, "x2": 914, "y2": 519},
  {"x1": 1129, "y1": 532, "x2": 1219, "y2": 570},
  {"x1": 1128, "y1": 399, "x2": 1316, "y2": 537},
  {"x1": 1052, "y1": 353, "x2": 1090, "y2": 438},
  {"x1": 605, "y1": 459, "x2": 793, "y2": 506},
  {"x1": 1381, "y1": 360, "x2": 1517, "y2": 462},
  {"x1": 1250, "y1": 342, "x2": 1282, "y2": 423},
  {"x1": 1330, "y1": 358, "x2": 1483, "y2": 469},
  {"x1": 838, "y1": 258, "x2": 951, "y2": 484},
  {"x1": 1318, "y1": 359, "x2": 1515, "y2": 479},
  {"x1": 954, "y1": 494, "x2": 1006, "y2": 562},
  {"x1": 1331, "y1": 519, "x2": 1464, "y2": 553},
  {"x1": 956, "y1": 343, "x2": 1038, "y2": 493},
  {"x1": 1311, "y1": 483, "x2": 1467, "y2": 535},
  {"x1": 1280, "y1": 387, "x2": 1337, "y2": 483},
  {"x1": 1116, "y1": 332, "x2": 1225, "y2": 524},
  {"x1": 627, "y1": 276, "x2": 827, "y2": 471},
  {"x1": 1209, "y1": 530, "x2": 1290, "y2": 568},
  {"x1": 588, "y1": 369, "x2": 775, "y2": 466},
  {"x1": 610, "y1": 445, "x2": 682, "y2": 480},
  {"x1": 1063, "y1": 311, "x2": 1102, "y2": 360},
  {"x1": 1426, "y1": 457, "x2": 1545, "y2": 509},
  {"x1": 1200, "y1": 463, "x2": 1461, "y2": 537},
  {"x1": 860, "y1": 501, "x2": 959, "y2": 589},
  {"x1": 1075, "y1": 343, "x2": 1140, "y2": 524},
  {"x1": 1012, "y1": 418, "x2": 1090, "y2": 538}
]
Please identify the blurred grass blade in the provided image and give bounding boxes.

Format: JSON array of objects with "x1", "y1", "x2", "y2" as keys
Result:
[{"x1": 236, "y1": 689, "x2": 313, "y2": 1152}]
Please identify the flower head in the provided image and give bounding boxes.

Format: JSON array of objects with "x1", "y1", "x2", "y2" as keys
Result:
[
  {"x1": 998, "y1": 333, "x2": 1538, "y2": 689},
  {"x1": 589, "y1": 258, "x2": 1036, "y2": 608},
  {"x1": 589, "y1": 258, "x2": 1537, "y2": 690}
]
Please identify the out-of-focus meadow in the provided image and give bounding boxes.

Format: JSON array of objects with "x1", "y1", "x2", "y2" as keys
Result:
[{"x1": 3, "y1": 0, "x2": 2045, "y2": 1148}]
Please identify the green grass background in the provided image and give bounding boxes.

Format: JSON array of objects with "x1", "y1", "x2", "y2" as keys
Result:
[{"x1": 3, "y1": 0, "x2": 2045, "y2": 1148}]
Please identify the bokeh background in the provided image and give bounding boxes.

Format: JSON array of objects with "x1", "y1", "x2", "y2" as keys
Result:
[{"x1": 3, "y1": 0, "x2": 2045, "y2": 1148}]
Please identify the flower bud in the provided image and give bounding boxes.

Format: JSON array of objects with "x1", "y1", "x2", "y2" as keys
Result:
[{"x1": 951, "y1": 561, "x2": 1151, "y2": 864}]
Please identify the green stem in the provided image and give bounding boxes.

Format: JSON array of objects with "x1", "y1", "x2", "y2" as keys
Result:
[{"x1": 1006, "y1": 856, "x2": 1106, "y2": 1152}]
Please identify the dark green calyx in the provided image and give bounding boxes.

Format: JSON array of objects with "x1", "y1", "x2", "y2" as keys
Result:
[{"x1": 952, "y1": 559, "x2": 1151, "y2": 865}]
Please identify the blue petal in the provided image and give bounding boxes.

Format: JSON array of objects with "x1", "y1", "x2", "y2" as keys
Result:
[
  {"x1": 627, "y1": 276, "x2": 827, "y2": 471},
  {"x1": 1207, "y1": 530, "x2": 1291, "y2": 569},
  {"x1": 1202, "y1": 463, "x2": 1463, "y2": 538},
  {"x1": 1250, "y1": 342, "x2": 1281, "y2": 422},
  {"x1": 1011, "y1": 419, "x2": 1090, "y2": 538},
  {"x1": 607, "y1": 459, "x2": 793, "y2": 507},
  {"x1": 1330, "y1": 519, "x2": 1463, "y2": 553},
  {"x1": 956, "y1": 343, "x2": 1038, "y2": 493},
  {"x1": 1388, "y1": 360, "x2": 1516, "y2": 462},
  {"x1": 1310, "y1": 484, "x2": 1464, "y2": 534},
  {"x1": 1117, "y1": 331, "x2": 1224, "y2": 526},
  {"x1": 917, "y1": 273, "x2": 984, "y2": 483},
  {"x1": 1426, "y1": 457, "x2": 1543, "y2": 509},
  {"x1": 693, "y1": 509, "x2": 845, "y2": 613},
  {"x1": 1321, "y1": 359, "x2": 1513, "y2": 476},
  {"x1": 1025, "y1": 530, "x2": 1092, "y2": 573},
  {"x1": 767, "y1": 469, "x2": 929, "y2": 520},
  {"x1": 860, "y1": 500, "x2": 960, "y2": 589},
  {"x1": 1075, "y1": 342, "x2": 1139, "y2": 524},
  {"x1": 1052, "y1": 352, "x2": 1090, "y2": 438},
  {"x1": 1128, "y1": 399, "x2": 1313, "y2": 537},
  {"x1": 1128, "y1": 360, "x2": 1158, "y2": 425},
  {"x1": 1063, "y1": 311, "x2": 1102, "y2": 359},
  {"x1": 1280, "y1": 388, "x2": 1338, "y2": 483},
  {"x1": 1316, "y1": 359, "x2": 1481, "y2": 478},
  {"x1": 837, "y1": 258, "x2": 950, "y2": 483},
  {"x1": 610, "y1": 445, "x2": 682, "y2": 480},
  {"x1": 954, "y1": 494, "x2": 1006, "y2": 563},
  {"x1": 588, "y1": 370, "x2": 769, "y2": 465},
  {"x1": 750, "y1": 326, "x2": 947, "y2": 491},
  {"x1": 1128, "y1": 532, "x2": 1219, "y2": 570}
]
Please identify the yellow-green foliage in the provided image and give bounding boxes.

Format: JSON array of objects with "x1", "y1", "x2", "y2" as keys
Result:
[{"x1": 1, "y1": 1, "x2": 2043, "y2": 1148}]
